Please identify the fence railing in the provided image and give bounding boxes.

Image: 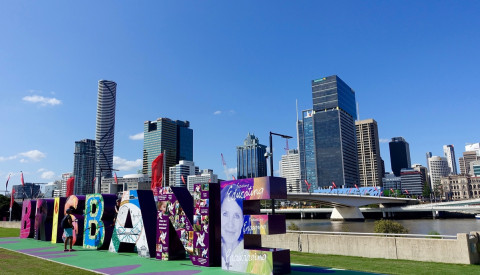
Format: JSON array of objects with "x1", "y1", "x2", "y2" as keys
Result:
[{"x1": 286, "y1": 230, "x2": 457, "y2": 239}]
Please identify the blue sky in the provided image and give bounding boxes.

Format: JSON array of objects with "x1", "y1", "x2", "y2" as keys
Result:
[{"x1": 1, "y1": 1, "x2": 479, "y2": 191}]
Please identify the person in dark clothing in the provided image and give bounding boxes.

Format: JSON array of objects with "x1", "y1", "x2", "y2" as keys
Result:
[{"x1": 63, "y1": 208, "x2": 74, "y2": 252}]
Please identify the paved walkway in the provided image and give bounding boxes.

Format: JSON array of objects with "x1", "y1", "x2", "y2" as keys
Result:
[{"x1": 0, "y1": 237, "x2": 373, "y2": 274}]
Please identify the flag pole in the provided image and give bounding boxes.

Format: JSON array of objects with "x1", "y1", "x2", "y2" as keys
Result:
[{"x1": 163, "y1": 150, "x2": 166, "y2": 187}]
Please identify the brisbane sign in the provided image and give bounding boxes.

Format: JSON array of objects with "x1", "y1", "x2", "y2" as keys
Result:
[{"x1": 20, "y1": 176, "x2": 290, "y2": 275}]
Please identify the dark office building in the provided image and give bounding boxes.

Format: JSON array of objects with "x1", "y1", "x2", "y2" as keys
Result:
[
  {"x1": 389, "y1": 137, "x2": 411, "y2": 177},
  {"x1": 13, "y1": 183, "x2": 41, "y2": 199},
  {"x1": 73, "y1": 139, "x2": 96, "y2": 195},
  {"x1": 142, "y1": 118, "x2": 193, "y2": 184},
  {"x1": 237, "y1": 133, "x2": 267, "y2": 179},
  {"x1": 310, "y1": 75, "x2": 359, "y2": 188}
]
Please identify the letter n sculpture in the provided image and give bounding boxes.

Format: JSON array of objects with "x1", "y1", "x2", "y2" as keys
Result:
[{"x1": 220, "y1": 176, "x2": 290, "y2": 275}]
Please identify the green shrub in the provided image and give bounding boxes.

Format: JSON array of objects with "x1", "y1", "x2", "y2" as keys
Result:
[
  {"x1": 287, "y1": 222, "x2": 300, "y2": 231},
  {"x1": 374, "y1": 219, "x2": 409, "y2": 234},
  {"x1": 428, "y1": 230, "x2": 441, "y2": 239}
]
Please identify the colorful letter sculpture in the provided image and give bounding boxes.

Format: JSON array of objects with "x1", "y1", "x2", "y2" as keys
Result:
[
  {"x1": 109, "y1": 190, "x2": 157, "y2": 257},
  {"x1": 220, "y1": 176, "x2": 290, "y2": 275},
  {"x1": 64, "y1": 195, "x2": 85, "y2": 246},
  {"x1": 155, "y1": 183, "x2": 220, "y2": 266},
  {"x1": 20, "y1": 200, "x2": 36, "y2": 238},
  {"x1": 83, "y1": 194, "x2": 117, "y2": 249},
  {"x1": 34, "y1": 199, "x2": 54, "y2": 241},
  {"x1": 51, "y1": 197, "x2": 66, "y2": 243}
]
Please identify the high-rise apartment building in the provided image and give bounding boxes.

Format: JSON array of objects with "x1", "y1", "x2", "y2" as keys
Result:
[
  {"x1": 279, "y1": 149, "x2": 301, "y2": 192},
  {"x1": 169, "y1": 160, "x2": 199, "y2": 188},
  {"x1": 298, "y1": 109, "x2": 317, "y2": 191},
  {"x1": 355, "y1": 119, "x2": 382, "y2": 187},
  {"x1": 142, "y1": 118, "x2": 193, "y2": 184},
  {"x1": 412, "y1": 164, "x2": 428, "y2": 185},
  {"x1": 427, "y1": 156, "x2": 449, "y2": 189},
  {"x1": 443, "y1": 145, "x2": 457, "y2": 175},
  {"x1": 459, "y1": 151, "x2": 480, "y2": 175},
  {"x1": 389, "y1": 137, "x2": 411, "y2": 177},
  {"x1": 61, "y1": 172, "x2": 73, "y2": 197},
  {"x1": 310, "y1": 75, "x2": 359, "y2": 188},
  {"x1": 95, "y1": 80, "x2": 117, "y2": 191},
  {"x1": 73, "y1": 139, "x2": 96, "y2": 195},
  {"x1": 236, "y1": 133, "x2": 267, "y2": 179}
]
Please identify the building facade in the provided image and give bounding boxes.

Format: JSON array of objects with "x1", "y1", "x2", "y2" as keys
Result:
[
  {"x1": 389, "y1": 137, "x2": 411, "y2": 177},
  {"x1": 187, "y1": 169, "x2": 218, "y2": 193},
  {"x1": 169, "y1": 160, "x2": 199, "y2": 188},
  {"x1": 443, "y1": 145, "x2": 457, "y2": 175},
  {"x1": 142, "y1": 118, "x2": 193, "y2": 184},
  {"x1": 95, "y1": 80, "x2": 117, "y2": 188},
  {"x1": 60, "y1": 172, "x2": 73, "y2": 197},
  {"x1": 382, "y1": 173, "x2": 401, "y2": 192},
  {"x1": 428, "y1": 156, "x2": 449, "y2": 190},
  {"x1": 459, "y1": 151, "x2": 480, "y2": 176},
  {"x1": 101, "y1": 174, "x2": 150, "y2": 195},
  {"x1": 400, "y1": 168, "x2": 423, "y2": 195},
  {"x1": 236, "y1": 133, "x2": 267, "y2": 179},
  {"x1": 279, "y1": 149, "x2": 301, "y2": 193},
  {"x1": 310, "y1": 75, "x2": 359, "y2": 188},
  {"x1": 73, "y1": 139, "x2": 96, "y2": 195},
  {"x1": 441, "y1": 175, "x2": 480, "y2": 200},
  {"x1": 298, "y1": 109, "x2": 317, "y2": 191},
  {"x1": 12, "y1": 183, "x2": 41, "y2": 199},
  {"x1": 356, "y1": 119, "x2": 382, "y2": 187},
  {"x1": 412, "y1": 164, "x2": 428, "y2": 185}
]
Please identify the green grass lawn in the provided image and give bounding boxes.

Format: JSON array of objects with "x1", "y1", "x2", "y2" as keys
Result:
[
  {"x1": 1, "y1": 227, "x2": 480, "y2": 274},
  {"x1": 0, "y1": 227, "x2": 20, "y2": 238},
  {"x1": 290, "y1": 251, "x2": 480, "y2": 275}
]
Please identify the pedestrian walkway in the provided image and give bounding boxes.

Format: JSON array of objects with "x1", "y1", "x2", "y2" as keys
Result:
[{"x1": 0, "y1": 237, "x2": 374, "y2": 274}]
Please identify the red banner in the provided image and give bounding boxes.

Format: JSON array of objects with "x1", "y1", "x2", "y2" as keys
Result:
[
  {"x1": 10, "y1": 189, "x2": 15, "y2": 208},
  {"x1": 66, "y1": 177, "x2": 75, "y2": 197},
  {"x1": 151, "y1": 153, "x2": 164, "y2": 190}
]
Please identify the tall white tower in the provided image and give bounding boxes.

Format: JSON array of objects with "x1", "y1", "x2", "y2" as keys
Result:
[
  {"x1": 279, "y1": 149, "x2": 301, "y2": 192},
  {"x1": 443, "y1": 145, "x2": 457, "y2": 175},
  {"x1": 95, "y1": 80, "x2": 117, "y2": 192}
]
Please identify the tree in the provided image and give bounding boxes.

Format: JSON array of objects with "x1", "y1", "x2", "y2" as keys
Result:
[
  {"x1": 374, "y1": 219, "x2": 409, "y2": 234},
  {"x1": 422, "y1": 181, "x2": 431, "y2": 198},
  {"x1": 287, "y1": 222, "x2": 300, "y2": 231},
  {"x1": 0, "y1": 194, "x2": 22, "y2": 221}
]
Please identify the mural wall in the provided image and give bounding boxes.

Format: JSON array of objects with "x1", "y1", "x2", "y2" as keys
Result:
[
  {"x1": 34, "y1": 198, "x2": 54, "y2": 241},
  {"x1": 51, "y1": 197, "x2": 66, "y2": 243},
  {"x1": 20, "y1": 200, "x2": 36, "y2": 238},
  {"x1": 83, "y1": 194, "x2": 116, "y2": 249}
]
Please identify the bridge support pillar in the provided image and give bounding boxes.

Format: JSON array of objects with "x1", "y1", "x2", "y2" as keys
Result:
[{"x1": 330, "y1": 206, "x2": 364, "y2": 221}]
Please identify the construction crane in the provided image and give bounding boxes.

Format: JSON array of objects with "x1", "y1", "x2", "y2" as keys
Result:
[{"x1": 221, "y1": 153, "x2": 230, "y2": 180}]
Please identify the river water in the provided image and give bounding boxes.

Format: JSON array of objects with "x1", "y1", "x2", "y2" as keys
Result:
[{"x1": 288, "y1": 218, "x2": 480, "y2": 235}]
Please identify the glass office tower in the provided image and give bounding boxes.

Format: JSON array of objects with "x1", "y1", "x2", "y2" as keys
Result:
[
  {"x1": 389, "y1": 137, "x2": 411, "y2": 177},
  {"x1": 298, "y1": 109, "x2": 317, "y2": 191},
  {"x1": 236, "y1": 133, "x2": 267, "y2": 179},
  {"x1": 73, "y1": 139, "x2": 96, "y2": 195},
  {"x1": 311, "y1": 75, "x2": 359, "y2": 188},
  {"x1": 143, "y1": 118, "x2": 193, "y2": 184}
]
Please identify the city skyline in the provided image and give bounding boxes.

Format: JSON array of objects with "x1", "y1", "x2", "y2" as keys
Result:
[{"x1": 1, "y1": 2, "x2": 480, "y2": 189}]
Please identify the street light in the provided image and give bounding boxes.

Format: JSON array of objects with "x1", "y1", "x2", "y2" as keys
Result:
[{"x1": 266, "y1": 131, "x2": 293, "y2": 215}]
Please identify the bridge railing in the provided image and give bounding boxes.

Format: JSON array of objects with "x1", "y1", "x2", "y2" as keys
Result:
[{"x1": 286, "y1": 230, "x2": 457, "y2": 239}]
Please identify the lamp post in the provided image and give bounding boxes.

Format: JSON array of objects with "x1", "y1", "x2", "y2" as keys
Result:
[{"x1": 267, "y1": 131, "x2": 292, "y2": 215}]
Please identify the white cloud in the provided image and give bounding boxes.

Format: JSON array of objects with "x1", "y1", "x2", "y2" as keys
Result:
[
  {"x1": 1, "y1": 149, "x2": 46, "y2": 162},
  {"x1": 379, "y1": 138, "x2": 390, "y2": 143},
  {"x1": 213, "y1": 110, "x2": 222, "y2": 115},
  {"x1": 19, "y1": 150, "x2": 46, "y2": 161},
  {"x1": 41, "y1": 171, "x2": 55, "y2": 180},
  {"x1": 113, "y1": 156, "x2": 142, "y2": 171},
  {"x1": 37, "y1": 168, "x2": 46, "y2": 172},
  {"x1": 129, "y1": 132, "x2": 144, "y2": 140},
  {"x1": 227, "y1": 167, "x2": 237, "y2": 177},
  {"x1": 0, "y1": 155, "x2": 17, "y2": 162},
  {"x1": 23, "y1": 95, "x2": 62, "y2": 106}
]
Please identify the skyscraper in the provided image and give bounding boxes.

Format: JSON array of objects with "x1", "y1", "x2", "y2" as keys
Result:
[
  {"x1": 142, "y1": 118, "x2": 193, "y2": 184},
  {"x1": 298, "y1": 109, "x2": 317, "y2": 191},
  {"x1": 279, "y1": 149, "x2": 301, "y2": 192},
  {"x1": 459, "y1": 151, "x2": 480, "y2": 175},
  {"x1": 236, "y1": 133, "x2": 267, "y2": 179},
  {"x1": 443, "y1": 145, "x2": 457, "y2": 175},
  {"x1": 355, "y1": 119, "x2": 382, "y2": 187},
  {"x1": 310, "y1": 75, "x2": 359, "y2": 188},
  {"x1": 389, "y1": 137, "x2": 411, "y2": 177},
  {"x1": 73, "y1": 139, "x2": 96, "y2": 195},
  {"x1": 95, "y1": 80, "x2": 117, "y2": 191},
  {"x1": 169, "y1": 160, "x2": 198, "y2": 188},
  {"x1": 427, "y1": 156, "x2": 449, "y2": 189}
]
